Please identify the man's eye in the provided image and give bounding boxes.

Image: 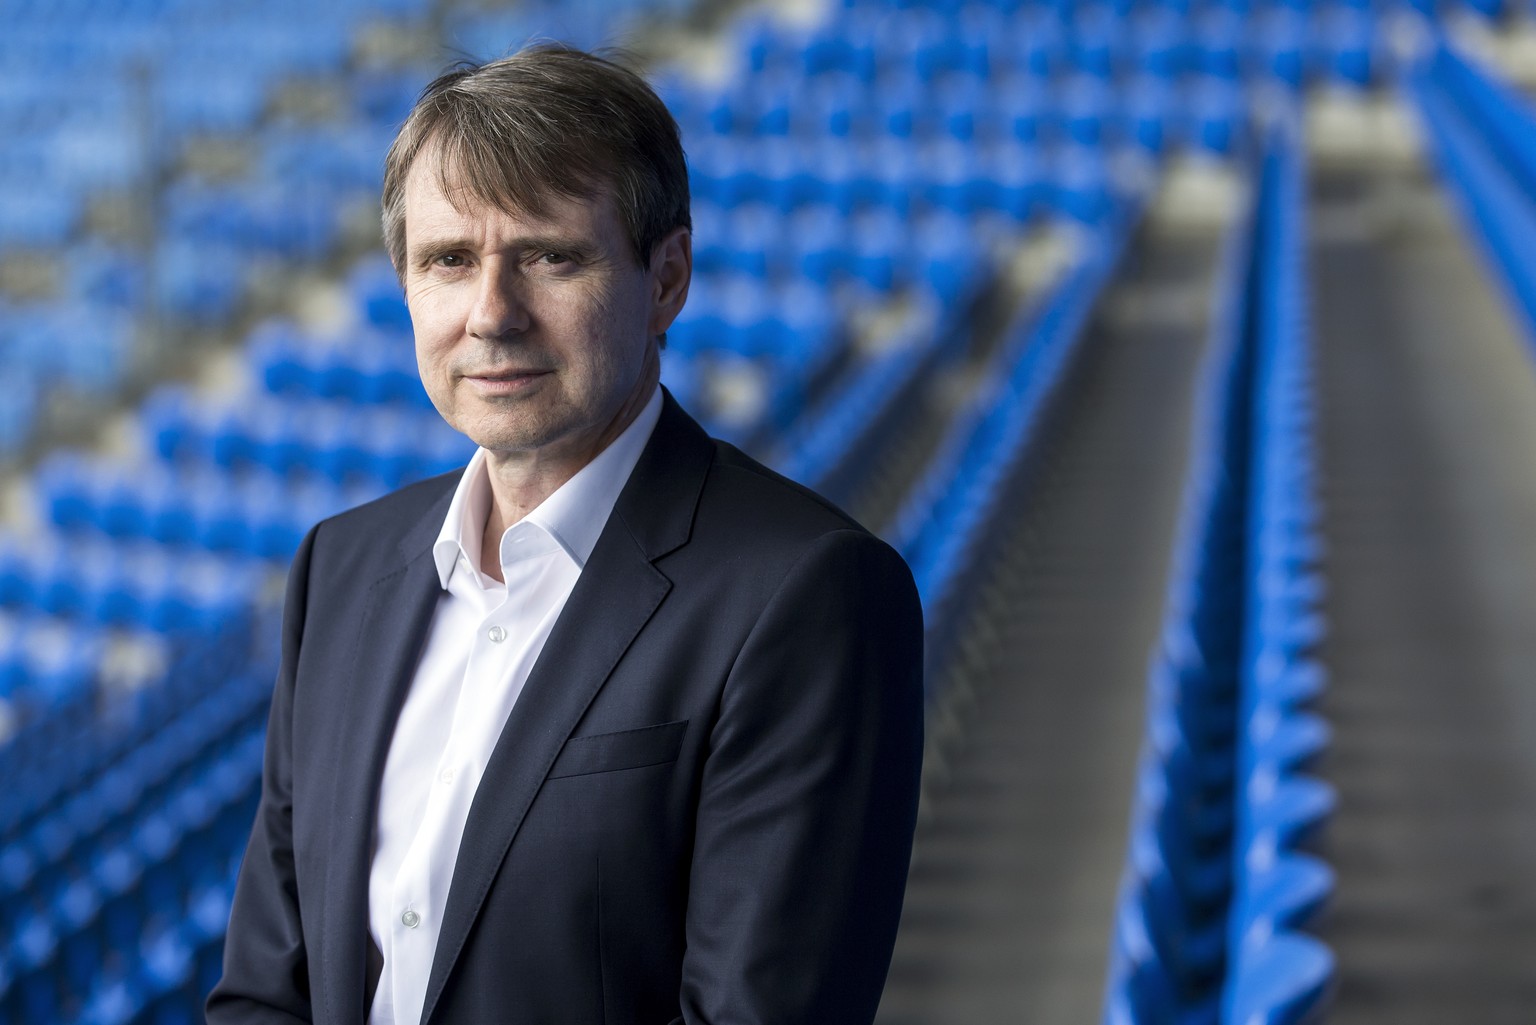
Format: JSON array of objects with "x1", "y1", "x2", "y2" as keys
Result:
[
  {"x1": 538, "y1": 251, "x2": 571, "y2": 266},
  {"x1": 435, "y1": 253, "x2": 464, "y2": 268}
]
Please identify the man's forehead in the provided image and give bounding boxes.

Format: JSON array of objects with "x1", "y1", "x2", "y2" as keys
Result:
[
  {"x1": 403, "y1": 152, "x2": 613, "y2": 238},
  {"x1": 408, "y1": 142, "x2": 605, "y2": 212}
]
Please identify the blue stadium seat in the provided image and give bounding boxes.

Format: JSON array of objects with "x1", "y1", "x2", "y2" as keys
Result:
[
  {"x1": 1224, "y1": 932, "x2": 1334, "y2": 1025},
  {"x1": 0, "y1": 189, "x2": 77, "y2": 248},
  {"x1": 349, "y1": 255, "x2": 412, "y2": 331}
]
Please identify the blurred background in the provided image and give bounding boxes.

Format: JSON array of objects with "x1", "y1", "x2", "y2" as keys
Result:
[{"x1": 3, "y1": 0, "x2": 1536, "y2": 1021}]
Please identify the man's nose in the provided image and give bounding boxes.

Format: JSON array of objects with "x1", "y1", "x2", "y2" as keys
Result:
[{"x1": 467, "y1": 263, "x2": 530, "y2": 340}]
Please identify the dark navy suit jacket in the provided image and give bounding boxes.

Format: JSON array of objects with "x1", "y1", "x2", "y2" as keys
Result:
[{"x1": 207, "y1": 393, "x2": 925, "y2": 1025}]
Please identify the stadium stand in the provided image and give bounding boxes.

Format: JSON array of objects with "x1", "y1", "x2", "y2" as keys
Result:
[{"x1": 4, "y1": 0, "x2": 1536, "y2": 1021}]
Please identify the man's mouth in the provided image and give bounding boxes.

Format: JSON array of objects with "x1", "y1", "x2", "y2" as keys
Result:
[{"x1": 466, "y1": 369, "x2": 551, "y2": 392}]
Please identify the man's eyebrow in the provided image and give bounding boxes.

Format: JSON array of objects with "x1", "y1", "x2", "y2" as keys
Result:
[
  {"x1": 407, "y1": 235, "x2": 471, "y2": 265},
  {"x1": 407, "y1": 233, "x2": 601, "y2": 264},
  {"x1": 516, "y1": 234, "x2": 601, "y2": 261}
]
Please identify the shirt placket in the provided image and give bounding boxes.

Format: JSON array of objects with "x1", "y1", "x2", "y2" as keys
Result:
[{"x1": 387, "y1": 566, "x2": 508, "y2": 1022}]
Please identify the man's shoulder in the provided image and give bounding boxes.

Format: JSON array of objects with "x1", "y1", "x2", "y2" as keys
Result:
[
  {"x1": 664, "y1": 436, "x2": 920, "y2": 632},
  {"x1": 620, "y1": 392, "x2": 894, "y2": 567},
  {"x1": 699, "y1": 439, "x2": 865, "y2": 537},
  {"x1": 688, "y1": 437, "x2": 904, "y2": 570}
]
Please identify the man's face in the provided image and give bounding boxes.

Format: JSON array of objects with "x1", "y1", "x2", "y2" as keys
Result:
[{"x1": 400, "y1": 155, "x2": 684, "y2": 466}]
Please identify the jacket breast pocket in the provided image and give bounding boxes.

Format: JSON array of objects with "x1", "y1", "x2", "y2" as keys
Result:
[{"x1": 546, "y1": 720, "x2": 689, "y2": 779}]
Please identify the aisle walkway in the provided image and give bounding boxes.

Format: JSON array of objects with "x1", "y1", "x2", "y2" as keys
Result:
[
  {"x1": 874, "y1": 210, "x2": 1227, "y2": 1024},
  {"x1": 1312, "y1": 164, "x2": 1536, "y2": 1024}
]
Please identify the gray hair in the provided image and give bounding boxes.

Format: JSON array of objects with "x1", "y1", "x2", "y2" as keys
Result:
[{"x1": 381, "y1": 44, "x2": 691, "y2": 276}]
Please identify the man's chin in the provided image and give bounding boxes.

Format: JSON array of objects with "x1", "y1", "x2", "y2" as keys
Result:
[{"x1": 470, "y1": 424, "x2": 597, "y2": 465}]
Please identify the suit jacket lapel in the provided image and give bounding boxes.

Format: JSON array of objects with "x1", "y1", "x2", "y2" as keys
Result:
[
  {"x1": 322, "y1": 482, "x2": 456, "y2": 1025},
  {"x1": 420, "y1": 393, "x2": 714, "y2": 1025}
]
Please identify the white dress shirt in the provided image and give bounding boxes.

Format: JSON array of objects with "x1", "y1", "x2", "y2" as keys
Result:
[{"x1": 366, "y1": 387, "x2": 662, "y2": 1025}]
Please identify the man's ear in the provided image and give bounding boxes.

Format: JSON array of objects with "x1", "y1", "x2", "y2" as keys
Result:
[{"x1": 646, "y1": 226, "x2": 692, "y2": 337}]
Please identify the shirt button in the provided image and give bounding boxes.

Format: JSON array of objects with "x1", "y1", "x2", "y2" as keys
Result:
[
  {"x1": 487, "y1": 625, "x2": 506, "y2": 643},
  {"x1": 438, "y1": 767, "x2": 455, "y2": 785},
  {"x1": 401, "y1": 909, "x2": 420, "y2": 929}
]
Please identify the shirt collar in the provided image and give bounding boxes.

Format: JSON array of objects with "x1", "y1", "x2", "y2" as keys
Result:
[{"x1": 431, "y1": 385, "x2": 662, "y2": 589}]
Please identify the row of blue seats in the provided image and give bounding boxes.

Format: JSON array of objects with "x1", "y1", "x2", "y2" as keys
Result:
[
  {"x1": 680, "y1": 71, "x2": 1254, "y2": 148},
  {"x1": 0, "y1": 243, "x2": 211, "y2": 334},
  {"x1": 0, "y1": 617, "x2": 254, "y2": 823},
  {"x1": 761, "y1": 7, "x2": 1376, "y2": 85},
  {"x1": 1, "y1": 731, "x2": 262, "y2": 1025},
  {"x1": 0, "y1": 696, "x2": 262, "y2": 931},
  {"x1": 0, "y1": 533, "x2": 263, "y2": 636},
  {"x1": 0, "y1": 210, "x2": 286, "y2": 322},
  {"x1": 137, "y1": 389, "x2": 472, "y2": 484},
  {"x1": 0, "y1": 626, "x2": 254, "y2": 842},
  {"x1": 64, "y1": 861, "x2": 238, "y2": 1025},
  {"x1": 773, "y1": 293, "x2": 951, "y2": 491},
  {"x1": 688, "y1": 136, "x2": 1127, "y2": 222},
  {"x1": 1107, "y1": 128, "x2": 1248, "y2": 1025},
  {"x1": 691, "y1": 201, "x2": 992, "y2": 290},
  {"x1": 819, "y1": 0, "x2": 1499, "y2": 16},
  {"x1": 1223, "y1": 121, "x2": 1332, "y2": 1025},
  {"x1": 39, "y1": 449, "x2": 399, "y2": 562},
  {"x1": 1410, "y1": 38, "x2": 1536, "y2": 348},
  {"x1": 0, "y1": 23, "x2": 417, "y2": 206},
  {"x1": 1102, "y1": 118, "x2": 1332, "y2": 1025},
  {"x1": 0, "y1": 614, "x2": 111, "y2": 711},
  {"x1": 726, "y1": 1, "x2": 1382, "y2": 87},
  {"x1": 259, "y1": 123, "x2": 395, "y2": 195},
  {"x1": 246, "y1": 326, "x2": 428, "y2": 411},
  {"x1": 674, "y1": 272, "x2": 846, "y2": 355},
  {"x1": 1, "y1": 39, "x2": 355, "y2": 146},
  {"x1": 0, "y1": 191, "x2": 86, "y2": 251},
  {"x1": 5, "y1": 7, "x2": 409, "y2": 46},
  {"x1": 1428, "y1": 35, "x2": 1536, "y2": 195},
  {"x1": 165, "y1": 179, "x2": 356, "y2": 266},
  {"x1": 0, "y1": 93, "x2": 400, "y2": 255},
  {"x1": 1, "y1": 663, "x2": 269, "y2": 966},
  {"x1": 7, "y1": 0, "x2": 425, "y2": 25},
  {"x1": 896, "y1": 203, "x2": 1136, "y2": 670},
  {"x1": 0, "y1": 302, "x2": 135, "y2": 398},
  {"x1": 825, "y1": 0, "x2": 1382, "y2": 16},
  {"x1": 0, "y1": 125, "x2": 145, "y2": 195},
  {"x1": 0, "y1": 82, "x2": 129, "y2": 130}
]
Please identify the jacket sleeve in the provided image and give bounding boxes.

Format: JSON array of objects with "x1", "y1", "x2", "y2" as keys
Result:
[
  {"x1": 679, "y1": 528, "x2": 925, "y2": 1025},
  {"x1": 206, "y1": 526, "x2": 318, "y2": 1024}
]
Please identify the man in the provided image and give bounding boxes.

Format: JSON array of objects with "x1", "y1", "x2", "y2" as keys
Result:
[{"x1": 208, "y1": 44, "x2": 924, "y2": 1025}]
